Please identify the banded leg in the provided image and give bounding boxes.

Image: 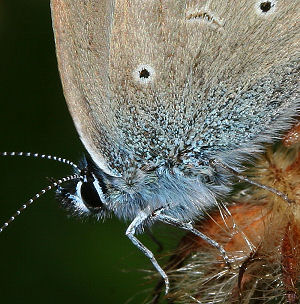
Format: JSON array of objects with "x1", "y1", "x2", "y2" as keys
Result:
[
  {"x1": 126, "y1": 207, "x2": 230, "y2": 294},
  {"x1": 155, "y1": 213, "x2": 231, "y2": 267},
  {"x1": 126, "y1": 211, "x2": 170, "y2": 294}
]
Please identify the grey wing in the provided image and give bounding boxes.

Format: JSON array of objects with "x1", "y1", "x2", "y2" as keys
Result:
[{"x1": 51, "y1": 0, "x2": 299, "y2": 174}]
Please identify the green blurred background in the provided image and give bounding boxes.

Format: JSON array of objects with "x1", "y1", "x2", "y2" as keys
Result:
[{"x1": 0, "y1": 1, "x2": 174, "y2": 303}]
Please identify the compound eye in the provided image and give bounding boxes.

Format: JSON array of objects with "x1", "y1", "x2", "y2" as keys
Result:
[{"x1": 80, "y1": 181, "x2": 104, "y2": 210}]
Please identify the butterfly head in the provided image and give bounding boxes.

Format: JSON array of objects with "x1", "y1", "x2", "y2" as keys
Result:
[{"x1": 56, "y1": 156, "x2": 111, "y2": 219}]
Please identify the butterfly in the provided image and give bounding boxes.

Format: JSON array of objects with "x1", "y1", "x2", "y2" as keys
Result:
[{"x1": 2, "y1": 0, "x2": 299, "y2": 295}]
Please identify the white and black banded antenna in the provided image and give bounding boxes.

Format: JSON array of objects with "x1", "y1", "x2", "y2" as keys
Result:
[
  {"x1": 0, "y1": 151, "x2": 81, "y2": 233},
  {"x1": 1, "y1": 151, "x2": 79, "y2": 170}
]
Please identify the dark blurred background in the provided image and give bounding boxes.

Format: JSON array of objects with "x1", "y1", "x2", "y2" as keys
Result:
[{"x1": 0, "y1": 1, "x2": 173, "y2": 303}]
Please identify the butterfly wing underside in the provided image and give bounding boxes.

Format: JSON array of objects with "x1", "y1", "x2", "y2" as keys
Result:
[{"x1": 51, "y1": 0, "x2": 299, "y2": 175}]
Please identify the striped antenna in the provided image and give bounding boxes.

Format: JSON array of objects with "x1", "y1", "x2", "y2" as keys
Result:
[
  {"x1": 0, "y1": 152, "x2": 79, "y2": 171},
  {"x1": 0, "y1": 173, "x2": 80, "y2": 233}
]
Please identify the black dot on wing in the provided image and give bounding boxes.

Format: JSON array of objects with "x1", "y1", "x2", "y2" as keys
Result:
[
  {"x1": 260, "y1": 1, "x2": 272, "y2": 12},
  {"x1": 133, "y1": 64, "x2": 155, "y2": 84},
  {"x1": 139, "y1": 68, "x2": 150, "y2": 79}
]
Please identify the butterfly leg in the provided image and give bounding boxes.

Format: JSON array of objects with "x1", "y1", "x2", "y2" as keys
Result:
[
  {"x1": 126, "y1": 210, "x2": 170, "y2": 294},
  {"x1": 154, "y1": 212, "x2": 231, "y2": 267}
]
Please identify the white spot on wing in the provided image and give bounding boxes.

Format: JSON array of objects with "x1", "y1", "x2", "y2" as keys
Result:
[{"x1": 133, "y1": 64, "x2": 156, "y2": 85}]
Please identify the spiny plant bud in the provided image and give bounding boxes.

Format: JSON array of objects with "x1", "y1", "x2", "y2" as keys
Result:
[{"x1": 158, "y1": 122, "x2": 300, "y2": 304}]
